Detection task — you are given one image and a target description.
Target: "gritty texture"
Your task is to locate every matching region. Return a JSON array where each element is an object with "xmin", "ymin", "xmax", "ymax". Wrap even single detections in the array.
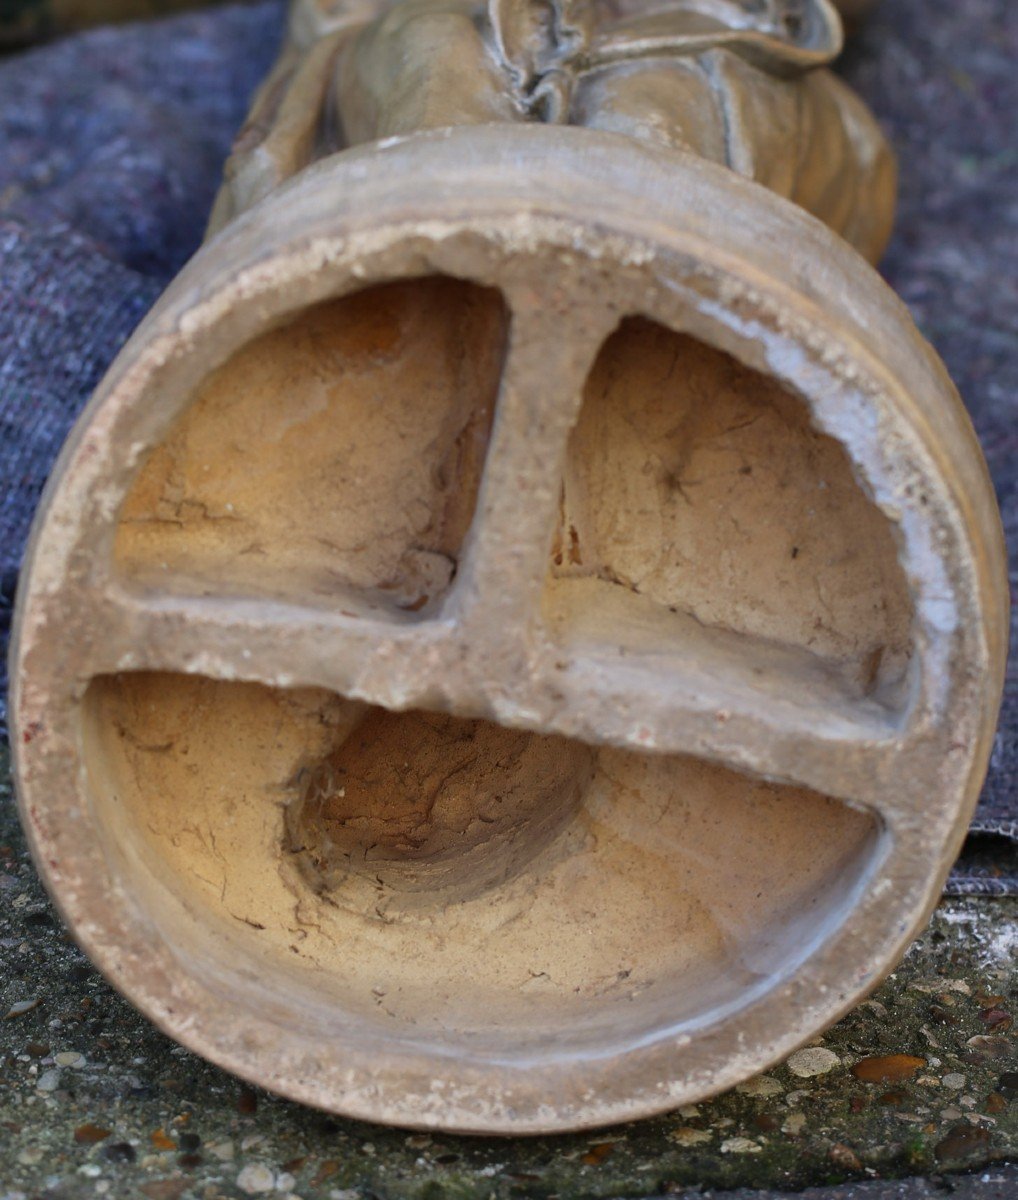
[{"xmin": 0, "ymin": 746, "xmax": 1015, "ymax": 1197}]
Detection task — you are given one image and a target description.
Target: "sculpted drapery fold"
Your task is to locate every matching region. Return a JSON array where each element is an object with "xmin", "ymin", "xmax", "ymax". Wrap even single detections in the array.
[{"xmin": 210, "ymin": 0, "xmax": 894, "ymax": 262}]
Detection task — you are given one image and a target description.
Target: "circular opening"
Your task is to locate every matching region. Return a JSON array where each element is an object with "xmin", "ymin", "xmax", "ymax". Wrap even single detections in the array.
[{"xmin": 81, "ymin": 274, "xmax": 906, "ymax": 1065}]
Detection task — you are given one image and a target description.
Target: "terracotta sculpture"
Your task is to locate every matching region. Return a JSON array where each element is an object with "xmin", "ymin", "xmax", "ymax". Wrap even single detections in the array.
[{"xmin": 10, "ymin": 0, "xmax": 1008, "ymax": 1133}]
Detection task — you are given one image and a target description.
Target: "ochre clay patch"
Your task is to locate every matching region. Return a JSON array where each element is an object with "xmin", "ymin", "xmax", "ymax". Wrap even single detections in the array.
[
  {"xmin": 84, "ymin": 671, "xmax": 878, "ymax": 1054},
  {"xmin": 547, "ymin": 318, "xmax": 914, "ymax": 701},
  {"xmin": 114, "ymin": 277, "xmax": 508, "ymax": 613},
  {"xmin": 289, "ymin": 708, "xmax": 595, "ymax": 898}
]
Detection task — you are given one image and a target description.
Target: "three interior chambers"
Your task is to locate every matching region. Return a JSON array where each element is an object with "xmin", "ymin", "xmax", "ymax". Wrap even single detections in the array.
[{"xmin": 87, "ymin": 276, "xmax": 910, "ymax": 1057}]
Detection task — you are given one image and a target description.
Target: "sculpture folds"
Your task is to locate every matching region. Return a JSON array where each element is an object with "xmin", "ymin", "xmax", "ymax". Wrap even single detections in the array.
[{"xmin": 10, "ymin": 0, "xmax": 1009, "ymax": 1133}]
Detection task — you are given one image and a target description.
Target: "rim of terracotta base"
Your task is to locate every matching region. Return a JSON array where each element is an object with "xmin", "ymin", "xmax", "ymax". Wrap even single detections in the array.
[{"xmin": 10, "ymin": 126, "xmax": 1007, "ymax": 1134}]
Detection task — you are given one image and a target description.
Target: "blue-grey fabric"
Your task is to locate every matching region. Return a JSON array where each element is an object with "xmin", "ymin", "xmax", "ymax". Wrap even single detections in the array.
[
  {"xmin": 0, "ymin": 0, "xmax": 1014, "ymax": 890},
  {"xmin": 0, "ymin": 0, "xmax": 285, "ymax": 707}
]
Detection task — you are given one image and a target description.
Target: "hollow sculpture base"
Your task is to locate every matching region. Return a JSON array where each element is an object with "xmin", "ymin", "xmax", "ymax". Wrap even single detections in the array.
[{"xmin": 11, "ymin": 128, "xmax": 1007, "ymax": 1132}]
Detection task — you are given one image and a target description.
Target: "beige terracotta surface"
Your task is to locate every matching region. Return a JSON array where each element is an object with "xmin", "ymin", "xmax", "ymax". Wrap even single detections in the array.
[
  {"xmin": 115, "ymin": 278, "xmax": 508, "ymax": 611},
  {"xmin": 9, "ymin": 0, "xmax": 1010, "ymax": 1133}
]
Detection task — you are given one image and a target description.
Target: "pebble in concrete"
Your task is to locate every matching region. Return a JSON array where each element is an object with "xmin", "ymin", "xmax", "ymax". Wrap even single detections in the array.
[
  {"xmin": 736, "ymin": 1075, "xmax": 785, "ymax": 1097},
  {"xmin": 721, "ymin": 1137, "xmax": 763, "ymax": 1154},
  {"xmin": 786, "ymin": 1047, "xmax": 840, "ymax": 1078},
  {"xmin": 237, "ymin": 1163, "xmax": 276, "ymax": 1193}
]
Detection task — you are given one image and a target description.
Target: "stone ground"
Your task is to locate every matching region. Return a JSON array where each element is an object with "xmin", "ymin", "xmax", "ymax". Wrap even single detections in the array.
[{"xmin": 0, "ymin": 740, "xmax": 1015, "ymax": 1197}]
